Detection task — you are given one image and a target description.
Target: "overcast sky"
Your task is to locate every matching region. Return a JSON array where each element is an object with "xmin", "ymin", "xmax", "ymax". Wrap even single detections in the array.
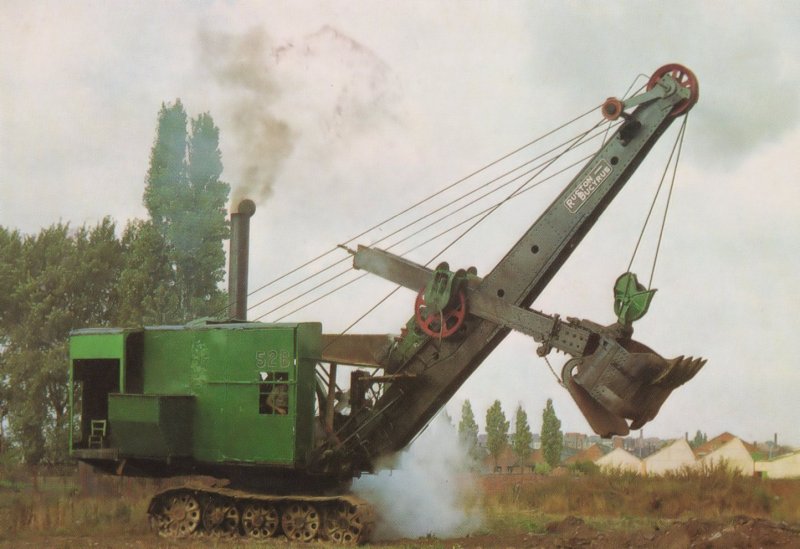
[{"xmin": 2, "ymin": 1, "xmax": 799, "ymax": 446}]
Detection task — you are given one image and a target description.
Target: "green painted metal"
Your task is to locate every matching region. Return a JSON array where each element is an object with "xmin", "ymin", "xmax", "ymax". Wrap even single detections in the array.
[
  {"xmin": 108, "ymin": 394, "xmax": 194, "ymax": 457},
  {"xmin": 68, "ymin": 322, "xmax": 321, "ymax": 468},
  {"xmin": 70, "ymin": 330, "xmax": 130, "ymax": 454},
  {"xmin": 613, "ymin": 272, "xmax": 657, "ymax": 325},
  {"xmin": 423, "ymin": 263, "xmax": 465, "ymax": 312},
  {"xmin": 70, "ymin": 329, "xmax": 127, "ymax": 360}
]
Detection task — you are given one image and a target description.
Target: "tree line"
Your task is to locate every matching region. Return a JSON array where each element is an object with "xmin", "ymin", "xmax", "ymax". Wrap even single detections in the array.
[
  {"xmin": 0, "ymin": 100, "xmax": 230, "ymax": 465},
  {"xmin": 457, "ymin": 398, "xmax": 563, "ymax": 472}
]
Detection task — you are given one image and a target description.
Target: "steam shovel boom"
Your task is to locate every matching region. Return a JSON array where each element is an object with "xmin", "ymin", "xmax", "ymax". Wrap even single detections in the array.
[{"xmin": 315, "ymin": 63, "xmax": 704, "ymax": 472}]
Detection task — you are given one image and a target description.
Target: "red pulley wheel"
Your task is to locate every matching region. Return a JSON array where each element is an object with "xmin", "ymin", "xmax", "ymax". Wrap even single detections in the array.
[
  {"xmin": 646, "ymin": 63, "xmax": 699, "ymax": 117},
  {"xmin": 414, "ymin": 289, "xmax": 467, "ymax": 339}
]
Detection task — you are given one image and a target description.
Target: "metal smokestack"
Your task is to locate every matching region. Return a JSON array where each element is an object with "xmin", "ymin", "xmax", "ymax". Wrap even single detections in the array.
[{"xmin": 228, "ymin": 199, "xmax": 256, "ymax": 320}]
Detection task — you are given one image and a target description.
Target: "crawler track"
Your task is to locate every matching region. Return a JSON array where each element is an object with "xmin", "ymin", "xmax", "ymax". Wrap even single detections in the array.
[{"xmin": 147, "ymin": 483, "xmax": 374, "ymax": 544}]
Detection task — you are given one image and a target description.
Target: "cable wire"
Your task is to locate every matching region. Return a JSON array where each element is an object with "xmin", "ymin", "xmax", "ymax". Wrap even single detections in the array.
[
  {"xmin": 257, "ymin": 141, "xmax": 599, "ymax": 322},
  {"xmin": 232, "ymin": 103, "xmax": 602, "ymax": 315},
  {"xmin": 648, "ymin": 115, "xmax": 688, "ymax": 288},
  {"xmin": 252, "ymin": 121, "xmax": 612, "ymax": 320},
  {"xmin": 626, "ymin": 115, "xmax": 689, "ymax": 280}
]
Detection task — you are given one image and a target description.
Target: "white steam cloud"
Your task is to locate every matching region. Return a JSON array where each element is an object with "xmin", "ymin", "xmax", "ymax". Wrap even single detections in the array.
[{"xmin": 352, "ymin": 412, "xmax": 483, "ymax": 540}]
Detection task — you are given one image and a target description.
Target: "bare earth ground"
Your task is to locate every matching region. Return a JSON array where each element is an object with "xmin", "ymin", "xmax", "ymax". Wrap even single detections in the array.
[
  {"xmin": 438, "ymin": 515, "xmax": 800, "ymax": 548},
  {"xmin": 5, "ymin": 516, "xmax": 799, "ymax": 548}
]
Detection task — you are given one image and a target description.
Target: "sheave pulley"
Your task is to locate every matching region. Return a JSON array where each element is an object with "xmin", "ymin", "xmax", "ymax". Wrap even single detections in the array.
[
  {"xmin": 404, "ymin": 63, "xmax": 705, "ymax": 437},
  {"xmin": 414, "ymin": 262, "xmax": 470, "ymax": 338}
]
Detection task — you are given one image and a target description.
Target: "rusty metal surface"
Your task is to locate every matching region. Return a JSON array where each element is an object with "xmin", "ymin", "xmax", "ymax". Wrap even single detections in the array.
[
  {"xmin": 148, "ymin": 483, "xmax": 375, "ymax": 542},
  {"xmin": 353, "ymin": 246, "xmax": 593, "ymax": 357},
  {"xmin": 320, "ymin": 333, "xmax": 395, "ymax": 367},
  {"xmin": 149, "ymin": 481, "xmax": 370, "ymax": 508},
  {"xmin": 565, "ymin": 338, "xmax": 706, "ymax": 436},
  {"xmin": 228, "ymin": 199, "xmax": 256, "ymax": 320},
  {"xmin": 353, "ymin": 244, "xmax": 432, "ymax": 290}
]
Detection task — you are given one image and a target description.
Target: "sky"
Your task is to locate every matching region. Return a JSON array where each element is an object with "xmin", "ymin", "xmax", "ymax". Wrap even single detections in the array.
[{"xmin": 2, "ymin": 1, "xmax": 799, "ymax": 447}]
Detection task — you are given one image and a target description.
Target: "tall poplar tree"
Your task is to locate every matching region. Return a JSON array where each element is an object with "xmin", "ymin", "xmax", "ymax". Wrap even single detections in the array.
[
  {"xmin": 458, "ymin": 399, "xmax": 481, "ymax": 463},
  {"xmin": 143, "ymin": 101, "xmax": 230, "ymax": 320},
  {"xmin": 512, "ymin": 405, "xmax": 533, "ymax": 473},
  {"xmin": 541, "ymin": 398, "xmax": 563, "ymax": 468},
  {"xmin": 486, "ymin": 400, "xmax": 509, "ymax": 471},
  {"xmin": 185, "ymin": 113, "xmax": 230, "ymax": 314},
  {"xmin": 144, "ymin": 100, "xmax": 189, "ymax": 232}
]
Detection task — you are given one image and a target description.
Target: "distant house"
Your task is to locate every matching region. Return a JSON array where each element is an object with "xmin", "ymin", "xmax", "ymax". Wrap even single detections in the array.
[
  {"xmin": 755, "ymin": 450, "xmax": 800, "ymax": 479},
  {"xmin": 643, "ymin": 439, "xmax": 696, "ymax": 475},
  {"xmin": 565, "ymin": 443, "xmax": 607, "ymax": 465},
  {"xmin": 694, "ymin": 432, "xmax": 757, "ymax": 458},
  {"xmin": 700, "ymin": 437, "xmax": 755, "ymax": 475},
  {"xmin": 482, "ymin": 446, "xmax": 544, "ymax": 474},
  {"xmin": 595, "ymin": 447, "xmax": 643, "ymax": 474},
  {"xmin": 564, "ymin": 432, "xmax": 589, "ymax": 450}
]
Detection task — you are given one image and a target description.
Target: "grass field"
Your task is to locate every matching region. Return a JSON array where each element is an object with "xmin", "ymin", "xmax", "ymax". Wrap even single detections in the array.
[
  {"xmin": 482, "ymin": 462, "xmax": 800, "ymax": 524},
  {"xmin": 0, "ymin": 463, "xmax": 798, "ymax": 547}
]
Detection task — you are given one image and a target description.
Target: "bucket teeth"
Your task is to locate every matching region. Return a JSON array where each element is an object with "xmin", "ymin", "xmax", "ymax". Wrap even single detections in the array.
[
  {"xmin": 562, "ymin": 335, "xmax": 707, "ymax": 437},
  {"xmin": 654, "ymin": 355, "xmax": 707, "ymax": 387}
]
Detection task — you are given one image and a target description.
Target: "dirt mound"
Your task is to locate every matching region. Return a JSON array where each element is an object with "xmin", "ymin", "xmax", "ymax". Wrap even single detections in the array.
[
  {"xmin": 417, "ymin": 515, "xmax": 800, "ymax": 548},
  {"xmin": 644, "ymin": 516, "xmax": 800, "ymax": 549}
]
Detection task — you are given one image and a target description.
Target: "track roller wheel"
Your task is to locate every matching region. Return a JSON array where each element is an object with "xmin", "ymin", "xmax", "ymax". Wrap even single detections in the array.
[
  {"xmin": 241, "ymin": 502, "xmax": 280, "ymax": 538},
  {"xmin": 414, "ymin": 288, "xmax": 467, "ymax": 338},
  {"xmin": 282, "ymin": 502, "xmax": 321, "ymax": 542},
  {"xmin": 324, "ymin": 501, "xmax": 367, "ymax": 544},
  {"xmin": 647, "ymin": 63, "xmax": 699, "ymax": 116},
  {"xmin": 153, "ymin": 492, "xmax": 201, "ymax": 538},
  {"xmin": 201, "ymin": 496, "xmax": 239, "ymax": 537}
]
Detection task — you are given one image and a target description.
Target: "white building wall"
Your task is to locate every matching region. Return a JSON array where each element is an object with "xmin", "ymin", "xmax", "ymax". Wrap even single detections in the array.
[
  {"xmin": 700, "ymin": 438, "xmax": 754, "ymax": 475},
  {"xmin": 643, "ymin": 439, "xmax": 696, "ymax": 475},
  {"xmin": 755, "ymin": 451, "xmax": 800, "ymax": 479},
  {"xmin": 595, "ymin": 447, "xmax": 643, "ymax": 475}
]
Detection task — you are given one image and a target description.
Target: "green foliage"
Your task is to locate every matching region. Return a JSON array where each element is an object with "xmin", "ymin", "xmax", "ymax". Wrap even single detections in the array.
[
  {"xmin": 568, "ymin": 460, "xmax": 600, "ymax": 476},
  {"xmin": 0, "ymin": 220, "xmax": 123, "ymax": 464},
  {"xmin": 143, "ymin": 101, "xmax": 230, "ymax": 321},
  {"xmin": 541, "ymin": 398, "xmax": 563, "ymax": 468},
  {"xmin": 486, "ymin": 400, "xmax": 509, "ymax": 470},
  {"xmin": 534, "ymin": 462, "xmax": 552, "ymax": 475},
  {"xmin": 458, "ymin": 399, "xmax": 482, "ymax": 464},
  {"xmin": 144, "ymin": 100, "xmax": 189, "ymax": 231},
  {"xmin": 511, "ymin": 405, "xmax": 533, "ymax": 472},
  {"xmin": 114, "ymin": 220, "xmax": 180, "ymax": 326},
  {"xmin": 690, "ymin": 430, "xmax": 708, "ymax": 448}
]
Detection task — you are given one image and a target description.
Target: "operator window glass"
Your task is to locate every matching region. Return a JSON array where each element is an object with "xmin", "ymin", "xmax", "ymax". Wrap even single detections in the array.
[{"xmin": 259, "ymin": 372, "xmax": 290, "ymax": 415}]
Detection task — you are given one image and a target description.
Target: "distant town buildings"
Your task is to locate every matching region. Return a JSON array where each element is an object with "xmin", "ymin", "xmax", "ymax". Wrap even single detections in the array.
[{"xmin": 478, "ymin": 430, "xmax": 800, "ymax": 478}]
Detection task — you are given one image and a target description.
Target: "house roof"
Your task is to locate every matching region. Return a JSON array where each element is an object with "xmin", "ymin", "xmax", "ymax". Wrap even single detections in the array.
[
  {"xmin": 763, "ymin": 449, "xmax": 800, "ymax": 463},
  {"xmin": 694, "ymin": 432, "xmax": 757, "ymax": 456},
  {"xmin": 565, "ymin": 443, "xmax": 607, "ymax": 464},
  {"xmin": 644, "ymin": 438, "xmax": 695, "ymax": 462},
  {"xmin": 482, "ymin": 446, "xmax": 545, "ymax": 469},
  {"xmin": 595, "ymin": 447, "xmax": 643, "ymax": 468}
]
